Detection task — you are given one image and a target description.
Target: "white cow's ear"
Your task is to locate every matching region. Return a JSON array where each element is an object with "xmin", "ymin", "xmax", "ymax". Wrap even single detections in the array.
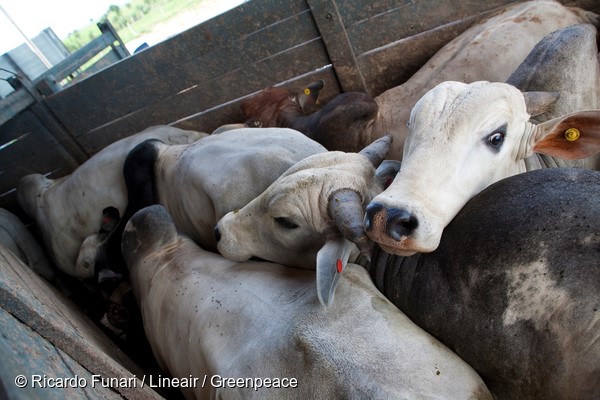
[
  {"xmin": 522, "ymin": 91, "xmax": 560, "ymax": 117},
  {"xmin": 375, "ymin": 160, "xmax": 401, "ymax": 188},
  {"xmin": 315, "ymin": 237, "xmax": 354, "ymax": 307},
  {"xmin": 532, "ymin": 110, "xmax": 600, "ymax": 160}
]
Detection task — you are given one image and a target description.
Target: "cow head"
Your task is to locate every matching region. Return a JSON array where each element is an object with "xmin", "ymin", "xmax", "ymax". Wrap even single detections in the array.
[
  {"xmin": 364, "ymin": 81, "xmax": 600, "ymax": 256},
  {"xmin": 215, "ymin": 136, "xmax": 396, "ymax": 306},
  {"xmin": 75, "ymin": 206, "xmax": 124, "ymax": 281},
  {"xmin": 242, "ymin": 80, "xmax": 324, "ymax": 127},
  {"xmin": 300, "ymin": 91, "xmax": 379, "ymax": 152}
]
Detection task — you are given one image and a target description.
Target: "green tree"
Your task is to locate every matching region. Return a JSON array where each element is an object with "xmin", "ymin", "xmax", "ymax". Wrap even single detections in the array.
[{"xmin": 108, "ymin": 4, "xmax": 121, "ymax": 15}]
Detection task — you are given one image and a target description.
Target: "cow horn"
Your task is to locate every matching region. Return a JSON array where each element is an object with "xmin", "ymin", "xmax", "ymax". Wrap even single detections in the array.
[
  {"xmin": 328, "ymin": 189, "xmax": 373, "ymax": 261},
  {"xmin": 358, "ymin": 135, "xmax": 393, "ymax": 167}
]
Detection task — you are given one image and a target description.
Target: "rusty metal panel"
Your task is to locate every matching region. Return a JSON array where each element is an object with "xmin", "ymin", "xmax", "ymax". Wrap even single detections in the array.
[
  {"xmin": 43, "ymin": 0, "xmax": 315, "ymax": 140},
  {"xmin": 174, "ymin": 66, "xmax": 340, "ymax": 133},
  {"xmin": 0, "ymin": 109, "xmax": 80, "ymax": 217},
  {"xmin": 358, "ymin": 13, "xmax": 487, "ymax": 95},
  {"xmin": 76, "ymin": 39, "xmax": 333, "ymax": 154},
  {"xmin": 345, "ymin": 0, "xmax": 519, "ymax": 55},
  {"xmin": 308, "ymin": 0, "xmax": 368, "ymax": 92}
]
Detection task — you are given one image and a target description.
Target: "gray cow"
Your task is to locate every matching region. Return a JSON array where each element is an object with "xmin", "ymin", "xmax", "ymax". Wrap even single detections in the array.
[
  {"xmin": 368, "ymin": 167, "xmax": 600, "ymax": 399},
  {"xmin": 122, "ymin": 204, "xmax": 492, "ymax": 400}
]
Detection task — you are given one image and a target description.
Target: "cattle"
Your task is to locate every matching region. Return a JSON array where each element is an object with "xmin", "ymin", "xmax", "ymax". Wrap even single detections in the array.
[
  {"xmin": 0, "ymin": 208, "xmax": 54, "ymax": 281},
  {"xmin": 242, "ymin": 80, "xmax": 324, "ymax": 127},
  {"xmin": 364, "ymin": 23, "xmax": 600, "ymax": 256},
  {"xmin": 368, "ymin": 167, "xmax": 600, "ymax": 399},
  {"xmin": 242, "ymin": 81, "xmax": 379, "ymax": 152},
  {"xmin": 16, "ymin": 125, "xmax": 206, "ymax": 279},
  {"xmin": 89, "ymin": 130, "xmax": 393, "ymax": 306},
  {"xmin": 364, "ymin": 83, "xmax": 600, "ymax": 255},
  {"xmin": 212, "ymin": 152, "xmax": 600, "ymax": 398},
  {"xmin": 366, "ymin": 18, "xmax": 600, "ymax": 255},
  {"xmin": 214, "ymin": 136, "xmax": 395, "ymax": 305},
  {"xmin": 240, "ymin": 2, "xmax": 597, "ymax": 159},
  {"xmin": 74, "ymin": 127, "xmax": 329, "ymax": 287},
  {"xmin": 218, "ymin": 31, "xmax": 600, "ymax": 291},
  {"xmin": 506, "ymin": 23, "xmax": 600, "ymax": 126},
  {"xmin": 122, "ymin": 204, "xmax": 492, "ymax": 400},
  {"xmin": 368, "ymin": 0, "xmax": 599, "ymax": 161},
  {"xmin": 242, "ymin": 0, "xmax": 590, "ymax": 160},
  {"xmin": 115, "ymin": 128, "xmax": 327, "ymax": 254}
]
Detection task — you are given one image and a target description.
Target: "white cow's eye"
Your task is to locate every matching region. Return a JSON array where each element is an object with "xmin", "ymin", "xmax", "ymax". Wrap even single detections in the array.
[
  {"xmin": 275, "ymin": 217, "xmax": 299, "ymax": 230},
  {"xmin": 486, "ymin": 132, "xmax": 505, "ymax": 147}
]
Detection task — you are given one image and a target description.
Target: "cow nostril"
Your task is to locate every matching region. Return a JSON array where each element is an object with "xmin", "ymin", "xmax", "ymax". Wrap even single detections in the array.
[
  {"xmin": 213, "ymin": 225, "xmax": 221, "ymax": 242},
  {"xmin": 387, "ymin": 208, "xmax": 418, "ymax": 241},
  {"xmin": 364, "ymin": 202, "xmax": 384, "ymax": 232}
]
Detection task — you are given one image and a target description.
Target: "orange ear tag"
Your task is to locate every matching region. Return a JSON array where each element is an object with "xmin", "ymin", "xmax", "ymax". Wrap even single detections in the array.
[
  {"xmin": 336, "ymin": 259, "xmax": 343, "ymax": 273},
  {"xmin": 564, "ymin": 128, "xmax": 580, "ymax": 142}
]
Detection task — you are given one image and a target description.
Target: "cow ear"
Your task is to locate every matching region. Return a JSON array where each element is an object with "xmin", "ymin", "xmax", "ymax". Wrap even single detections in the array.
[
  {"xmin": 315, "ymin": 236, "xmax": 354, "ymax": 307},
  {"xmin": 522, "ymin": 91, "xmax": 560, "ymax": 117},
  {"xmin": 375, "ymin": 160, "xmax": 401, "ymax": 189},
  {"xmin": 532, "ymin": 110, "xmax": 600, "ymax": 160},
  {"xmin": 101, "ymin": 207, "xmax": 120, "ymax": 233},
  {"xmin": 298, "ymin": 80, "xmax": 324, "ymax": 112}
]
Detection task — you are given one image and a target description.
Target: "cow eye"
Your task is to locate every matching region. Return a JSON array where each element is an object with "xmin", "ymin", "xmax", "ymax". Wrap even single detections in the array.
[
  {"xmin": 486, "ymin": 131, "xmax": 505, "ymax": 149},
  {"xmin": 275, "ymin": 217, "xmax": 299, "ymax": 230}
]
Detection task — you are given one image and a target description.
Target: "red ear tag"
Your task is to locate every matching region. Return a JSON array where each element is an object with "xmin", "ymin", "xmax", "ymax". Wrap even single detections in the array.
[{"xmin": 336, "ymin": 259, "xmax": 343, "ymax": 273}]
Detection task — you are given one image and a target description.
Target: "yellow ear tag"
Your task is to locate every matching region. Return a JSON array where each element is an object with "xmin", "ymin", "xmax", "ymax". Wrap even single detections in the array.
[
  {"xmin": 564, "ymin": 128, "xmax": 580, "ymax": 142},
  {"xmin": 304, "ymin": 88, "xmax": 311, "ymax": 96}
]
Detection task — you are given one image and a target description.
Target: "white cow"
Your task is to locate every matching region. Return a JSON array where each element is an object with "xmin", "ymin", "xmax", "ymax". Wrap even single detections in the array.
[
  {"xmin": 215, "ymin": 136, "xmax": 395, "ymax": 305},
  {"xmin": 368, "ymin": 0, "xmax": 598, "ymax": 160},
  {"xmin": 122, "ymin": 204, "xmax": 492, "ymax": 400},
  {"xmin": 364, "ymin": 12, "xmax": 600, "ymax": 257},
  {"xmin": 364, "ymin": 82, "xmax": 600, "ymax": 255},
  {"xmin": 86, "ymin": 127, "xmax": 330, "ymax": 261},
  {"xmin": 75, "ymin": 128, "xmax": 329, "ymax": 282},
  {"xmin": 17, "ymin": 125, "xmax": 206, "ymax": 278}
]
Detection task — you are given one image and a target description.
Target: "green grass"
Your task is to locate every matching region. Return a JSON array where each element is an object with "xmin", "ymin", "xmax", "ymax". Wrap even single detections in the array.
[
  {"xmin": 63, "ymin": 0, "xmax": 206, "ymax": 52},
  {"xmin": 114, "ymin": 0, "xmax": 202, "ymax": 43}
]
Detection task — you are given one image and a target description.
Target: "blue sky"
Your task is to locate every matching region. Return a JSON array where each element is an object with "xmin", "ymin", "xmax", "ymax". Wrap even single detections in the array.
[{"xmin": 0, "ymin": 0, "xmax": 128, "ymax": 54}]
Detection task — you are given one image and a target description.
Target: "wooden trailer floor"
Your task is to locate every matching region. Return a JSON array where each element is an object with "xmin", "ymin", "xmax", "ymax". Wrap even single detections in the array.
[{"xmin": 0, "ymin": 247, "xmax": 164, "ymax": 400}]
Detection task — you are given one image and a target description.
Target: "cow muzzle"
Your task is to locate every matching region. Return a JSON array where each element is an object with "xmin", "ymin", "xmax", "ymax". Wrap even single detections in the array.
[
  {"xmin": 214, "ymin": 212, "xmax": 254, "ymax": 262},
  {"xmin": 364, "ymin": 201, "xmax": 438, "ymax": 256},
  {"xmin": 364, "ymin": 202, "xmax": 418, "ymax": 239}
]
